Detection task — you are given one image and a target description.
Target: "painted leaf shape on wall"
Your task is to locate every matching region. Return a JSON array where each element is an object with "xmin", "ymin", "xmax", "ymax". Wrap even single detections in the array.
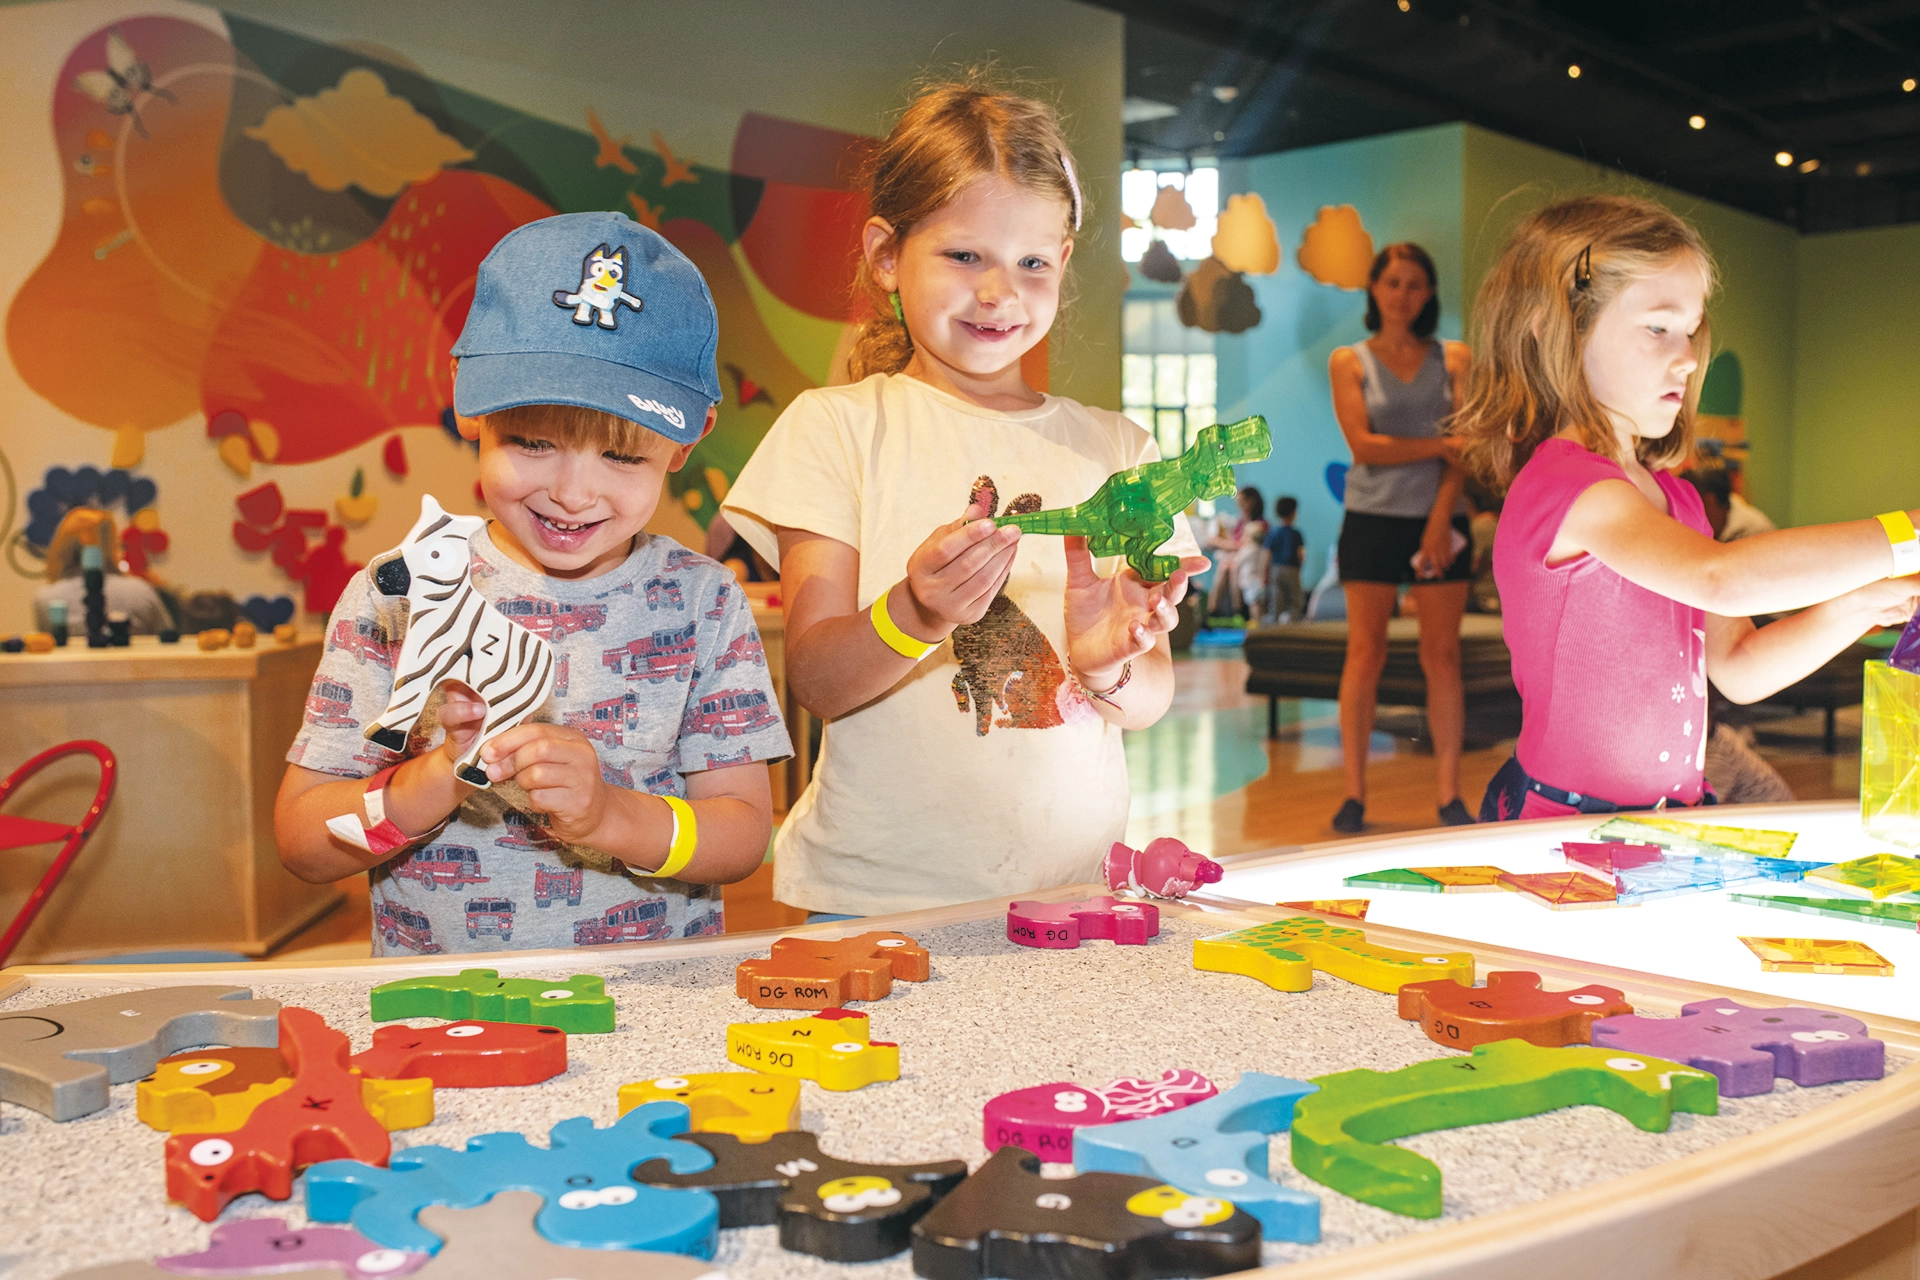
[
  {"xmin": 1149, "ymin": 184, "xmax": 1197, "ymax": 231},
  {"xmin": 1213, "ymin": 192, "xmax": 1280, "ymax": 275},
  {"xmin": 1138, "ymin": 239, "xmax": 1184, "ymax": 283},
  {"xmin": 1298, "ymin": 205, "xmax": 1374, "ymax": 290},
  {"xmin": 1176, "ymin": 257, "xmax": 1261, "ymax": 334}
]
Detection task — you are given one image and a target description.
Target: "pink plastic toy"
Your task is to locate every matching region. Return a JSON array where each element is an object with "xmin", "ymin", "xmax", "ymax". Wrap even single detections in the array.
[
  {"xmin": 1006, "ymin": 896, "xmax": 1159, "ymax": 949},
  {"xmin": 983, "ymin": 1070, "xmax": 1218, "ymax": 1159},
  {"xmin": 1105, "ymin": 838, "xmax": 1224, "ymax": 900}
]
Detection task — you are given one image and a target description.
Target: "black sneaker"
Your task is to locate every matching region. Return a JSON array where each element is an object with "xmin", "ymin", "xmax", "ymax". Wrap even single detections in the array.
[
  {"xmin": 1438, "ymin": 798, "xmax": 1475, "ymax": 827},
  {"xmin": 1332, "ymin": 798, "xmax": 1365, "ymax": 835}
]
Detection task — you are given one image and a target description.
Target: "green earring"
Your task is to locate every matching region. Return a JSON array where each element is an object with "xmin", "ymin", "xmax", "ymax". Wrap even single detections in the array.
[{"xmin": 889, "ymin": 292, "xmax": 905, "ymax": 324}]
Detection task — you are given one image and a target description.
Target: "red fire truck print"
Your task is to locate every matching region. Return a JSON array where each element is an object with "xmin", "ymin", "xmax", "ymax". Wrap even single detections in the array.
[
  {"xmin": 705, "ymin": 582, "xmax": 731, "ymax": 620},
  {"xmin": 663, "ymin": 547, "xmax": 707, "ymax": 571},
  {"xmin": 352, "ymin": 741, "xmax": 397, "ymax": 770},
  {"xmin": 329, "ymin": 617, "xmax": 396, "ymax": 667},
  {"xmin": 390, "ymin": 844, "xmax": 489, "ymax": 891},
  {"xmin": 534, "ymin": 862, "xmax": 584, "ymax": 907},
  {"xmin": 597, "ymin": 580, "xmax": 636, "ymax": 599},
  {"xmin": 305, "ymin": 680, "xmax": 357, "ymax": 727},
  {"xmin": 574, "ymin": 896, "xmax": 671, "ymax": 944},
  {"xmin": 465, "ymin": 897, "xmax": 515, "ymax": 942},
  {"xmin": 376, "ymin": 902, "xmax": 443, "ymax": 953},
  {"xmin": 704, "ymin": 747, "xmax": 755, "ymax": 768},
  {"xmin": 566, "ymin": 692, "xmax": 640, "ymax": 745},
  {"xmin": 712, "ymin": 633, "xmax": 765, "ymax": 672},
  {"xmin": 553, "ymin": 653, "xmax": 570, "ymax": 698},
  {"xmin": 496, "ymin": 810, "xmax": 562, "ymax": 852},
  {"xmin": 642, "ymin": 766, "xmax": 677, "ymax": 793},
  {"xmin": 682, "ymin": 908, "xmax": 723, "ymax": 937},
  {"xmin": 600, "ymin": 760, "xmax": 634, "ymax": 788},
  {"xmin": 683, "ymin": 688, "xmax": 779, "ymax": 738},
  {"xmin": 601, "ymin": 621, "xmax": 698, "ymax": 684},
  {"xmin": 493, "ymin": 597, "xmax": 608, "ymax": 640},
  {"xmin": 644, "ymin": 577, "xmax": 684, "ymax": 610}
]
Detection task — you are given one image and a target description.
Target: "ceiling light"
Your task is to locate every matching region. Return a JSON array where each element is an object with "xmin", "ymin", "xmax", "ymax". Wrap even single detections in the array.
[
  {"xmin": 1775, "ymin": 151, "xmax": 1794, "ymax": 167},
  {"xmin": 1396, "ymin": 0, "xmax": 1409, "ymax": 11},
  {"xmin": 1567, "ymin": 64, "xmax": 1581, "ymax": 79},
  {"xmin": 1212, "ymin": 85, "xmax": 1239, "ymax": 103},
  {"xmin": 1856, "ymin": 161, "xmax": 1873, "ymax": 176},
  {"xmin": 1214, "ymin": 131, "xmax": 1226, "ymax": 142},
  {"xmin": 1688, "ymin": 114, "xmax": 1706, "ymax": 130},
  {"xmin": 1798, "ymin": 158, "xmax": 1821, "ymax": 173},
  {"xmin": 1905, "ymin": 77, "xmax": 1917, "ymax": 92}
]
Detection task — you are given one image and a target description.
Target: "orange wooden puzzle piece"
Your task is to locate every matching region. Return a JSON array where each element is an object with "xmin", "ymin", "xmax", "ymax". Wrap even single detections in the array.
[
  {"xmin": 735, "ymin": 931, "xmax": 929, "ymax": 1009},
  {"xmin": 1397, "ymin": 971, "xmax": 1635, "ymax": 1049}
]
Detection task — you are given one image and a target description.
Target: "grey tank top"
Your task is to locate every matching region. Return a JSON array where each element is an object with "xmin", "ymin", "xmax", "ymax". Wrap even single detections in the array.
[{"xmin": 1343, "ymin": 340, "xmax": 1458, "ymax": 518}]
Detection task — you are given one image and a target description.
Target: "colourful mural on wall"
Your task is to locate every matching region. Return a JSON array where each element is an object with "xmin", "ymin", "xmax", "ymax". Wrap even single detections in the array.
[{"xmin": 4, "ymin": 8, "xmax": 877, "ymax": 608}]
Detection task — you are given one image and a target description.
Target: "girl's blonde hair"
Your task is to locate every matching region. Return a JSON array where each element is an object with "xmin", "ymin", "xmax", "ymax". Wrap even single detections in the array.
[
  {"xmin": 45, "ymin": 507, "xmax": 121, "ymax": 582},
  {"xmin": 1454, "ymin": 194, "xmax": 1715, "ymax": 489},
  {"xmin": 848, "ymin": 77, "xmax": 1081, "ymax": 382}
]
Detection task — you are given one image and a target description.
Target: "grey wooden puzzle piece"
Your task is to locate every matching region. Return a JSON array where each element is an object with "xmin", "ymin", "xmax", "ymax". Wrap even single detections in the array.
[
  {"xmin": 0, "ymin": 986, "xmax": 280, "ymax": 1121},
  {"xmin": 413, "ymin": 1191, "xmax": 728, "ymax": 1279}
]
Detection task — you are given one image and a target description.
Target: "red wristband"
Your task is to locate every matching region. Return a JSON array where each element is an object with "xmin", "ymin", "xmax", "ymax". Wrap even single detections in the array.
[{"xmin": 326, "ymin": 764, "xmax": 444, "ymax": 856}]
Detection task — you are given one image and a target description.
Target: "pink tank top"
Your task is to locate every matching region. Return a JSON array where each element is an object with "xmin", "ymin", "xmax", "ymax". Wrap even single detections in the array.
[{"xmin": 1495, "ymin": 439, "xmax": 1713, "ymax": 815}]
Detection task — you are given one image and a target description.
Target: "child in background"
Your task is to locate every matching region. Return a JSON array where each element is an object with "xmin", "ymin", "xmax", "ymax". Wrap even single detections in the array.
[
  {"xmin": 276, "ymin": 212, "xmax": 788, "ymax": 954},
  {"xmin": 1263, "ymin": 496, "xmax": 1305, "ymax": 623},
  {"xmin": 1206, "ymin": 486, "xmax": 1267, "ymax": 620},
  {"xmin": 723, "ymin": 81, "xmax": 1207, "ymax": 917},
  {"xmin": 1456, "ymin": 195, "xmax": 1920, "ymax": 820}
]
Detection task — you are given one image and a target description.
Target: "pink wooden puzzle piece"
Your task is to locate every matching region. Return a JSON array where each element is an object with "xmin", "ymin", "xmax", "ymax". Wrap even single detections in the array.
[
  {"xmin": 1104, "ymin": 838, "xmax": 1223, "ymax": 900},
  {"xmin": 1591, "ymin": 998, "xmax": 1885, "ymax": 1096},
  {"xmin": 984, "ymin": 1069, "xmax": 1217, "ymax": 1159},
  {"xmin": 153, "ymin": 1216, "xmax": 428, "ymax": 1277},
  {"xmin": 1006, "ymin": 896, "xmax": 1159, "ymax": 949}
]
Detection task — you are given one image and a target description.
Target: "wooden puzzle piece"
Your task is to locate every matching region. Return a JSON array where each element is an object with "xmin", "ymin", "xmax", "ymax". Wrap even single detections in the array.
[
  {"xmin": 1192, "ymin": 916, "xmax": 1473, "ymax": 994},
  {"xmin": 634, "ymin": 1129, "xmax": 968, "ymax": 1262},
  {"xmin": 734, "ymin": 930, "xmax": 929, "ymax": 1008},
  {"xmin": 1291, "ymin": 1039, "xmax": 1719, "ymax": 1218},
  {"xmin": 725, "ymin": 1008, "xmax": 899, "ymax": 1091},
  {"xmin": 1006, "ymin": 896, "xmax": 1159, "ymax": 949},
  {"xmin": 153, "ymin": 1216, "xmax": 427, "ymax": 1277},
  {"xmin": 910, "ymin": 1145, "xmax": 1261, "ymax": 1280},
  {"xmin": 348, "ymin": 1020, "xmax": 568, "ymax": 1086},
  {"xmin": 410, "ymin": 1191, "xmax": 723, "ymax": 1280},
  {"xmin": 1072, "ymin": 1071, "xmax": 1321, "ymax": 1241},
  {"xmin": 1592, "ymin": 999, "xmax": 1885, "ymax": 1096},
  {"xmin": 1592, "ymin": 815, "xmax": 1800, "ymax": 860},
  {"xmin": 1104, "ymin": 837, "xmax": 1223, "ymax": 899},
  {"xmin": 616, "ymin": 1071, "xmax": 800, "ymax": 1141},
  {"xmin": 58, "ymin": 1267, "xmax": 337, "ymax": 1280},
  {"xmin": 139, "ymin": 1046, "xmax": 433, "ymax": 1135},
  {"xmin": 984, "ymin": 1069, "xmax": 1216, "ymax": 1160},
  {"xmin": 1729, "ymin": 893, "xmax": 1920, "ymax": 928},
  {"xmin": 1495, "ymin": 870, "xmax": 1620, "ymax": 909},
  {"xmin": 369, "ymin": 970, "xmax": 615, "ymax": 1033},
  {"xmin": 0, "ymin": 985, "xmax": 280, "ymax": 1122},
  {"xmin": 166, "ymin": 1007, "xmax": 395, "ymax": 1222},
  {"xmin": 1740, "ymin": 936, "xmax": 1895, "ymax": 975},
  {"xmin": 1397, "ymin": 972, "xmax": 1634, "ymax": 1050},
  {"xmin": 1806, "ymin": 853, "xmax": 1920, "ymax": 900},
  {"xmin": 1276, "ymin": 899, "xmax": 1368, "ymax": 920},
  {"xmin": 305, "ymin": 1102, "xmax": 719, "ymax": 1256}
]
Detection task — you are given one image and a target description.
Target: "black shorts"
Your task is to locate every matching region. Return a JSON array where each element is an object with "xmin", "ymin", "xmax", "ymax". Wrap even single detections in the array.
[{"xmin": 1337, "ymin": 511, "xmax": 1472, "ymax": 585}]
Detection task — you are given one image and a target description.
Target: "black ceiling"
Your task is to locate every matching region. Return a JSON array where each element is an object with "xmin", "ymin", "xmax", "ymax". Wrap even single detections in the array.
[{"xmin": 1101, "ymin": 0, "xmax": 1920, "ymax": 233}]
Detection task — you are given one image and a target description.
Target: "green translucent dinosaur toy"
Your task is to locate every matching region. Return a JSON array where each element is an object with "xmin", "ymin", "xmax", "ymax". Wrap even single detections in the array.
[{"xmin": 993, "ymin": 414, "xmax": 1272, "ymax": 581}]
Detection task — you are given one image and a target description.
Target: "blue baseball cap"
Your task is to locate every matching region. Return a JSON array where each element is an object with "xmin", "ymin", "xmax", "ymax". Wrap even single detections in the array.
[{"xmin": 451, "ymin": 211, "xmax": 721, "ymax": 445}]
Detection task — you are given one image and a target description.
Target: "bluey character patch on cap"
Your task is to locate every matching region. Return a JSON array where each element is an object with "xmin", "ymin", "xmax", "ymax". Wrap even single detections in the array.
[{"xmin": 553, "ymin": 243, "xmax": 643, "ymax": 329}]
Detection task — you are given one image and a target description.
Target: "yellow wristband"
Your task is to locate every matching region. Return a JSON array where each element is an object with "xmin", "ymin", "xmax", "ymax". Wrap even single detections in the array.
[
  {"xmin": 870, "ymin": 585, "xmax": 940, "ymax": 660},
  {"xmin": 1877, "ymin": 511, "xmax": 1920, "ymax": 578},
  {"xmin": 656, "ymin": 795, "xmax": 697, "ymax": 879}
]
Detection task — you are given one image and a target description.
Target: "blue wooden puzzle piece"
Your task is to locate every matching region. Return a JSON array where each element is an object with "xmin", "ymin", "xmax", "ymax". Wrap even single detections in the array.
[
  {"xmin": 305, "ymin": 1102, "xmax": 718, "ymax": 1256},
  {"xmin": 1071, "ymin": 1071, "xmax": 1321, "ymax": 1242}
]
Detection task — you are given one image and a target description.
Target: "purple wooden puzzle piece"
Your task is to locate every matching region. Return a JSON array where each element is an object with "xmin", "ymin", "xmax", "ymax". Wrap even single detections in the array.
[
  {"xmin": 1591, "ymin": 999, "xmax": 1885, "ymax": 1097},
  {"xmin": 1006, "ymin": 896, "xmax": 1159, "ymax": 949},
  {"xmin": 154, "ymin": 1217, "xmax": 429, "ymax": 1278},
  {"xmin": 984, "ymin": 1069, "xmax": 1218, "ymax": 1158}
]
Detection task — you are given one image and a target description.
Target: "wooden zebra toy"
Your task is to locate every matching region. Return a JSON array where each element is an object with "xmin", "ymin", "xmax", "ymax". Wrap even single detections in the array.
[{"xmin": 360, "ymin": 495, "xmax": 557, "ymax": 787}]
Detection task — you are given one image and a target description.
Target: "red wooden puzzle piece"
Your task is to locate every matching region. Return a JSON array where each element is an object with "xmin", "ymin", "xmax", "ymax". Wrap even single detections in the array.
[
  {"xmin": 347, "ymin": 1020, "xmax": 568, "ymax": 1087},
  {"xmin": 734, "ymin": 931, "xmax": 930, "ymax": 1009},
  {"xmin": 1007, "ymin": 896, "xmax": 1160, "ymax": 949},
  {"xmin": 1397, "ymin": 970, "xmax": 1635, "ymax": 1050},
  {"xmin": 166, "ymin": 1006, "xmax": 390, "ymax": 1221}
]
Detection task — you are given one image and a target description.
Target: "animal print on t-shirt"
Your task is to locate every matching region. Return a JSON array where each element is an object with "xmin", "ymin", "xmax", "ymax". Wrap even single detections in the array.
[{"xmin": 951, "ymin": 477, "xmax": 1067, "ymax": 735}]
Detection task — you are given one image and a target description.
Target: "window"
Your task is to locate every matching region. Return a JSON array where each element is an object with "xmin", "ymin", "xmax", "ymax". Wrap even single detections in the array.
[
  {"xmin": 1119, "ymin": 165, "xmax": 1220, "ymax": 263},
  {"xmin": 1122, "ymin": 351, "xmax": 1215, "ymax": 460}
]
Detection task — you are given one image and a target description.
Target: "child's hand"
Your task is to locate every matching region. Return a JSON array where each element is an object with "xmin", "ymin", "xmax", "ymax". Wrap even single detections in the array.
[
  {"xmin": 902, "ymin": 495, "xmax": 1022, "ymax": 632},
  {"xmin": 1845, "ymin": 575, "xmax": 1920, "ymax": 629},
  {"xmin": 435, "ymin": 682, "xmax": 490, "ymax": 771},
  {"xmin": 478, "ymin": 723, "xmax": 608, "ymax": 846},
  {"xmin": 1062, "ymin": 537, "xmax": 1209, "ymax": 685}
]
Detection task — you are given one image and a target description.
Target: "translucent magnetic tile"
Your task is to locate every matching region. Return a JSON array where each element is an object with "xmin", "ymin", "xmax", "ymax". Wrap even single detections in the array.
[
  {"xmin": 1740, "ymin": 936, "xmax": 1895, "ymax": 976},
  {"xmin": 1277, "ymin": 899, "xmax": 1369, "ymax": 920},
  {"xmin": 1344, "ymin": 868, "xmax": 1443, "ymax": 892},
  {"xmin": 1592, "ymin": 815, "xmax": 1800, "ymax": 860},
  {"xmin": 1404, "ymin": 865, "xmax": 1509, "ymax": 892},
  {"xmin": 1862, "ymin": 660, "xmax": 1920, "ymax": 849},
  {"xmin": 1805, "ymin": 853, "xmax": 1920, "ymax": 900},
  {"xmin": 1729, "ymin": 893, "xmax": 1920, "ymax": 929},
  {"xmin": 1559, "ymin": 842, "xmax": 1664, "ymax": 874},
  {"xmin": 1495, "ymin": 871, "xmax": 1619, "ymax": 909}
]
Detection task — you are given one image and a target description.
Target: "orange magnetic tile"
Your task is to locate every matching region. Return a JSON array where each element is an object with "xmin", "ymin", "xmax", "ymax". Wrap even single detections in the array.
[
  {"xmin": 1495, "ymin": 871, "xmax": 1620, "ymax": 910},
  {"xmin": 1740, "ymin": 936, "xmax": 1895, "ymax": 976},
  {"xmin": 1405, "ymin": 866, "xmax": 1509, "ymax": 892},
  {"xmin": 1277, "ymin": 899, "xmax": 1370, "ymax": 921}
]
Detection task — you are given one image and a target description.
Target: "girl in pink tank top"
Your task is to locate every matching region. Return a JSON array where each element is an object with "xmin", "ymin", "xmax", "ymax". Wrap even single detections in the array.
[{"xmin": 1453, "ymin": 196, "xmax": 1920, "ymax": 821}]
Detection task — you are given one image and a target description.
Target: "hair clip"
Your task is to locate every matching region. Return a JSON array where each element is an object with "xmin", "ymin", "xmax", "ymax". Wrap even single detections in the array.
[
  {"xmin": 1572, "ymin": 243, "xmax": 1593, "ymax": 291},
  {"xmin": 1059, "ymin": 152, "xmax": 1083, "ymax": 231}
]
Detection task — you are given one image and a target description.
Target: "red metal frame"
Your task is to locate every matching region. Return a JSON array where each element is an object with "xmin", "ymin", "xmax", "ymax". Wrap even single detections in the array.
[{"xmin": 0, "ymin": 740, "xmax": 117, "ymax": 967}]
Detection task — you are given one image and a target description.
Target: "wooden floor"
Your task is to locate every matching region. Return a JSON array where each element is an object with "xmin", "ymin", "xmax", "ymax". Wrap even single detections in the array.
[{"xmin": 272, "ymin": 653, "xmax": 1863, "ymax": 954}]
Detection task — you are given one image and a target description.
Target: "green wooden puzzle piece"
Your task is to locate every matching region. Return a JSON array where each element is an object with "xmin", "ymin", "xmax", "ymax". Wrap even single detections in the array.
[
  {"xmin": 993, "ymin": 415, "xmax": 1272, "ymax": 581},
  {"xmin": 1291, "ymin": 1038, "xmax": 1718, "ymax": 1218},
  {"xmin": 370, "ymin": 969, "xmax": 615, "ymax": 1033},
  {"xmin": 1343, "ymin": 868, "xmax": 1444, "ymax": 892},
  {"xmin": 1730, "ymin": 893, "xmax": 1920, "ymax": 928}
]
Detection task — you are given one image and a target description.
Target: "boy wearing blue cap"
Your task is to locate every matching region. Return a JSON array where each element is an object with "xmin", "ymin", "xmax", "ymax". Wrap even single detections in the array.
[{"xmin": 276, "ymin": 212, "xmax": 789, "ymax": 955}]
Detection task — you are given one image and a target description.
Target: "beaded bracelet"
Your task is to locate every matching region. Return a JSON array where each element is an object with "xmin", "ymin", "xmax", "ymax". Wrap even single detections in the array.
[{"xmin": 1079, "ymin": 660, "xmax": 1133, "ymax": 711}]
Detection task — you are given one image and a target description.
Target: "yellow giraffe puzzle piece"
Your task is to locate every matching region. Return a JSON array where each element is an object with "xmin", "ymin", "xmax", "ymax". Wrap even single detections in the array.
[
  {"xmin": 1194, "ymin": 916, "xmax": 1474, "ymax": 994},
  {"xmin": 616, "ymin": 1071, "xmax": 801, "ymax": 1141},
  {"xmin": 725, "ymin": 1008, "xmax": 899, "ymax": 1091},
  {"xmin": 137, "ymin": 1048, "xmax": 433, "ymax": 1133}
]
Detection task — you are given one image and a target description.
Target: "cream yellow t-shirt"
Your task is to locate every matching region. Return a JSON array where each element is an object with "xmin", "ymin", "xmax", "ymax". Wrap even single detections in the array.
[{"xmin": 723, "ymin": 373, "xmax": 1200, "ymax": 915}]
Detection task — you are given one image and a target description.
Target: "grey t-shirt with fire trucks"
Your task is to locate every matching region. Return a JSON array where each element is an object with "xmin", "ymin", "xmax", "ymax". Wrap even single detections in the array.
[{"xmin": 288, "ymin": 525, "xmax": 791, "ymax": 957}]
